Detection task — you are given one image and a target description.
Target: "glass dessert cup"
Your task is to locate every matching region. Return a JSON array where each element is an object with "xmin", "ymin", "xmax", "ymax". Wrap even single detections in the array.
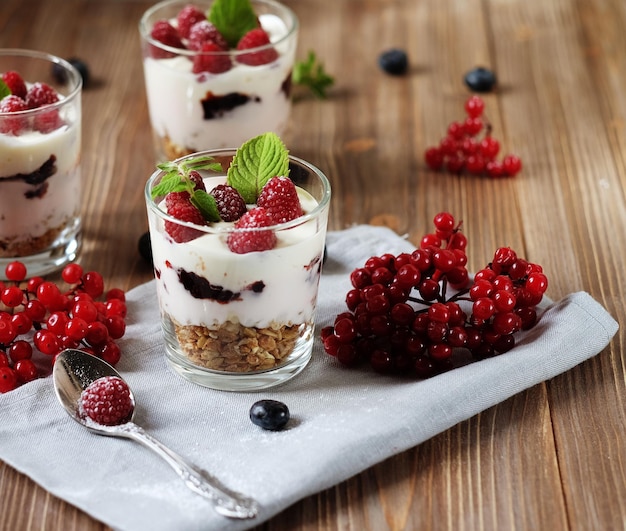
[
  {"xmin": 145, "ymin": 149, "xmax": 331, "ymax": 391},
  {"xmin": 139, "ymin": 0, "xmax": 299, "ymax": 162},
  {"xmin": 0, "ymin": 49, "xmax": 82, "ymax": 280}
]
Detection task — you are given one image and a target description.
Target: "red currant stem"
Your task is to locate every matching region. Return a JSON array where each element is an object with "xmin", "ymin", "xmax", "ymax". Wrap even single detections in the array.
[{"xmin": 406, "ymin": 296, "xmax": 435, "ymax": 306}]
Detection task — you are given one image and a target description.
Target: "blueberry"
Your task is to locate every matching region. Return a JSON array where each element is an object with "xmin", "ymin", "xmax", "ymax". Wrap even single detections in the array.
[
  {"xmin": 138, "ymin": 231, "xmax": 153, "ymax": 266},
  {"xmin": 52, "ymin": 57, "xmax": 90, "ymax": 86},
  {"xmin": 378, "ymin": 49, "xmax": 408, "ymax": 76},
  {"xmin": 464, "ymin": 67, "xmax": 497, "ymax": 93},
  {"xmin": 249, "ymin": 399, "xmax": 290, "ymax": 431}
]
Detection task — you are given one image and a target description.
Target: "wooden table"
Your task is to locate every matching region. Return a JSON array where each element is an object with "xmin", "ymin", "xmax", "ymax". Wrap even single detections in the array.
[{"xmin": 2, "ymin": 0, "xmax": 625, "ymax": 529}]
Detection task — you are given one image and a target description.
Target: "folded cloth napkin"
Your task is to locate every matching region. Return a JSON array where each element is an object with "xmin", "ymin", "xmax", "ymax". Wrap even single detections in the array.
[{"xmin": 0, "ymin": 225, "xmax": 618, "ymax": 531}]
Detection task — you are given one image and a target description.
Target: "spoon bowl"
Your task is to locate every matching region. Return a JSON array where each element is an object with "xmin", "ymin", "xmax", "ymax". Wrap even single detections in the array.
[{"xmin": 52, "ymin": 349, "xmax": 258, "ymax": 520}]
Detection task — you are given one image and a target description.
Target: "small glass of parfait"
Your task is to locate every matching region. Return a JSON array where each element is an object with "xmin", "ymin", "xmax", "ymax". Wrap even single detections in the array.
[
  {"xmin": 0, "ymin": 49, "xmax": 82, "ymax": 280},
  {"xmin": 144, "ymin": 133, "xmax": 331, "ymax": 391},
  {"xmin": 139, "ymin": 0, "xmax": 299, "ymax": 162}
]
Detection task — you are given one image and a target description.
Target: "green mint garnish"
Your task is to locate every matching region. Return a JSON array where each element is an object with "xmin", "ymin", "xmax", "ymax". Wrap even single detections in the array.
[
  {"xmin": 151, "ymin": 155, "xmax": 222, "ymax": 222},
  {"xmin": 227, "ymin": 132, "xmax": 290, "ymax": 203},
  {"xmin": 0, "ymin": 80, "xmax": 11, "ymax": 100},
  {"xmin": 293, "ymin": 51, "xmax": 334, "ymax": 99},
  {"xmin": 208, "ymin": 0, "xmax": 258, "ymax": 48}
]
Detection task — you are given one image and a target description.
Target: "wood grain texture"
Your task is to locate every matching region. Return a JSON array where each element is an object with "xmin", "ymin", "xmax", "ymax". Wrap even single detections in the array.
[{"xmin": 1, "ymin": 0, "xmax": 625, "ymax": 530}]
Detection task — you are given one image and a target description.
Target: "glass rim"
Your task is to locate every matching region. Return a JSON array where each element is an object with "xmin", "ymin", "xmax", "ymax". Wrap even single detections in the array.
[
  {"xmin": 145, "ymin": 148, "xmax": 331, "ymax": 234},
  {"xmin": 0, "ymin": 48, "xmax": 82, "ymax": 116},
  {"xmin": 139, "ymin": 0, "xmax": 299, "ymax": 58}
]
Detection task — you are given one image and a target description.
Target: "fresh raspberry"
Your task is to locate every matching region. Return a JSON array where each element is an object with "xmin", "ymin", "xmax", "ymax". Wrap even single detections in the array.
[
  {"xmin": 188, "ymin": 170, "xmax": 206, "ymax": 191},
  {"xmin": 34, "ymin": 109, "xmax": 64, "ymax": 133},
  {"xmin": 192, "ymin": 41, "xmax": 232, "ymax": 74},
  {"xmin": 150, "ymin": 20, "xmax": 184, "ymax": 58},
  {"xmin": 80, "ymin": 376, "xmax": 133, "ymax": 426},
  {"xmin": 176, "ymin": 4, "xmax": 206, "ymax": 39},
  {"xmin": 210, "ymin": 184, "xmax": 247, "ymax": 221},
  {"xmin": 0, "ymin": 95, "xmax": 28, "ymax": 135},
  {"xmin": 25, "ymin": 82, "xmax": 59, "ymax": 109},
  {"xmin": 165, "ymin": 191, "xmax": 206, "ymax": 243},
  {"xmin": 188, "ymin": 20, "xmax": 228, "ymax": 51},
  {"xmin": 236, "ymin": 28, "xmax": 278, "ymax": 66},
  {"xmin": 2, "ymin": 71, "xmax": 27, "ymax": 99},
  {"xmin": 257, "ymin": 176, "xmax": 303, "ymax": 223},
  {"xmin": 227, "ymin": 207, "xmax": 277, "ymax": 254}
]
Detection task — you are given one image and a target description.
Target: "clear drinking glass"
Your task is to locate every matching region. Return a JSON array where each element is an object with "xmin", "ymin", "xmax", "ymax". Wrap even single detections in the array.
[
  {"xmin": 0, "ymin": 49, "xmax": 82, "ymax": 280},
  {"xmin": 139, "ymin": 0, "xmax": 298, "ymax": 162},
  {"xmin": 145, "ymin": 149, "xmax": 331, "ymax": 391}
]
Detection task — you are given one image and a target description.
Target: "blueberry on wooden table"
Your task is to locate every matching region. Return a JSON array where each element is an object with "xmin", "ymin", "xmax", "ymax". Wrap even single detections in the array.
[
  {"xmin": 249, "ymin": 400, "xmax": 290, "ymax": 431},
  {"xmin": 378, "ymin": 49, "xmax": 408, "ymax": 75},
  {"xmin": 464, "ymin": 67, "xmax": 497, "ymax": 92},
  {"xmin": 52, "ymin": 57, "xmax": 91, "ymax": 86}
]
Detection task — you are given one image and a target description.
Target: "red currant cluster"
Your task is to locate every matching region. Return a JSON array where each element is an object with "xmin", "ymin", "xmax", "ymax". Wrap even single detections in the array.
[
  {"xmin": 321, "ymin": 212, "xmax": 548, "ymax": 378},
  {"xmin": 424, "ymin": 96, "xmax": 522, "ymax": 178},
  {"xmin": 0, "ymin": 261, "xmax": 127, "ymax": 393}
]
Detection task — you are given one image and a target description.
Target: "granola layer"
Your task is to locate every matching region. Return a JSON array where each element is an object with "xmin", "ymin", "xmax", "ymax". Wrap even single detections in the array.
[{"xmin": 173, "ymin": 319, "xmax": 305, "ymax": 373}]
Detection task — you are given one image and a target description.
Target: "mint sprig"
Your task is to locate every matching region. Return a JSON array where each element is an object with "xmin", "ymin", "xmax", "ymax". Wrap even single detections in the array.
[
  {"xmin": 227, "ymin": 132, "xmax": 290, "ymax": 203},
  {"xmin": 151, "ymin": 155, "xmax": 222, "ymax": 222},
  {"xmin": 0, "ymin": 80, "xmax": 11, "ymax": 100},
  {"xmin": 293, "ymin": 51, "xmax": 334, "ymax": 99},
  {"xmin": 208, "ymin": 0, "xmax": 258, "ymax": 48}
]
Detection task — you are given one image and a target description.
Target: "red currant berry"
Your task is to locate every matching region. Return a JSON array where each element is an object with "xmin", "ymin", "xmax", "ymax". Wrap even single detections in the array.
[
  {"xmin": 1, "ymin": 286, "xmax": 24, "ymax": 307},
  {"xmin": 337, "ymin": 344, "xmax": 359, "ymax": 366},
  {"xmin": 5, "ymin": 261, "xmax": 27, "ymax": 282},
  {"xmin": 82, "ymin": 271, "xmax": 105, "ymax": 298},
  {"xmin": 350, "ymin": 268, "xmax": 371, "ymax": 289},
  {"xmin": 34, "ymin": 330, "xmax": 61, "ymax": 355},
  {"xmin": 334, "ymin": 318, "xmax": 357, "ymax": 344},
  {"xmin": 14, "ymin": 359, "xmax": 38, "ymax": 383},
  {"xmin": 428, "ymin": 343, "xmax": 453, "ymax": 361},
  {"xmin": 65, "ymin": 318, "xmax": 88, "ymax": 341},
  {"xmin": 98, "ymin": 341, "xmax": 122, "ymax": 366},
  {"xmin": 526, "ymin": 272, "xmax": 548, "ymax": 297},
  {"xmin": 62, "ymin": 263, "xmax": 84, "ymax": 284},
  {"xmin": 105, "ymin": 315, "xmax": 126, "ymax": 340},
  {"xmin": 0, "ymin": 319, "xmax": 17, "ymax": 344},
  {"xmin": 502, "ymin": 154, "xmax": 522, "ymax": 176},
  {"xmin": 433, "ymin": 212, "xmax": 455, "ymax": 234},
  {"xmin": 9, "ymin": 340, "xmax": 33, "ymax": 363},
  {"xmin": 0, "ymin": 367, "xmax": 19, "ymax": 393},
  {"xmin": 472, "ymin": 297, "xmax": 495, "ymax": 320},
  {"xmin": 464, "ymin": 95, "xmax": 485, "ymax": 118},
  {"xmin": 428, "ymin": 302, "xmax": 450, "ymax": 323},
  {"xmin": 396, "ymin": 264, "xmax": 421, "ymax": 289},
  {"xmin": 425, "ymin": 147, "xmax": 444, "ymax": 170},
  {"xmin": 106, "ymin": 288, "xmax": 126, "ymax": 302},
  {"xmin": 479, "ymin": 136, "xmax": 500, "ymax": 159}
]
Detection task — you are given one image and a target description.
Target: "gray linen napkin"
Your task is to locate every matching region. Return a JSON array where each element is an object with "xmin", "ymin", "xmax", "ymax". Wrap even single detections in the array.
[{"xmin": 0, "ymin": 225, "xmax": 618, "ymax": 531}]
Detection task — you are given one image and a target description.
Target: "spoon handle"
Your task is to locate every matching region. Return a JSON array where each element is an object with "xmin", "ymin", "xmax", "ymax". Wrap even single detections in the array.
[{"xmin": 119, "ymin": 423, "xmax": 258, "ymax": 519}]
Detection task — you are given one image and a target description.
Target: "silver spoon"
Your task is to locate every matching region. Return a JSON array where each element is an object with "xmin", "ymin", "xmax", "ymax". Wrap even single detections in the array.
[{"xmin": 52, "ymin": 348, "xmax": 258, "ymax": 520}]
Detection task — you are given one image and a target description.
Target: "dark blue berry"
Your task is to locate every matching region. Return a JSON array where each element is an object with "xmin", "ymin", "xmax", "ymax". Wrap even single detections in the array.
[
  {"xmin": 52, "ymin": 58, "xmax": 90, "ymax": 86},
  {"xmin": 138, "ymin": 231, "xmax": 153, "ymax": 266},
  {"xmin": 378, "ymin": 49, "xmax": 408, "ymax": 75},
  {"xmin": 464, "ymin": 67, "xmax": 497, "ymax": 93},
  {"xmin": 249, "ymin": 399, "xmax": 290, "ymax": 431}
]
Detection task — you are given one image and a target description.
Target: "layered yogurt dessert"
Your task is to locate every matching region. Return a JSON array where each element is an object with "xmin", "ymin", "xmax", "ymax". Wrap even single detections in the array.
[
  {"xmin": 140, "ymin": 0, "xmax": 298, "ymax": 161},
  {"xmin": 145, "ymin": 133, "xmax": 330, "ymax": 389},
  {"xmin": 0, "ymin": 52, "xmax": 82, "ymax": 277}
]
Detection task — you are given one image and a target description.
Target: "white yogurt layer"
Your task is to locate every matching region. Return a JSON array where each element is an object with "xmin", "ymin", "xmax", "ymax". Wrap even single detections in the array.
[
  {"xmin": 143, "ymin": 13, "xmax": 295, "ymax": 151},
  {"xmin": 149, "ymin": 177, "xmax": 326, "ymax": 329},
  {"xmin": 0, "ymin": 124, "xmax": 81, "ymax": 243}
]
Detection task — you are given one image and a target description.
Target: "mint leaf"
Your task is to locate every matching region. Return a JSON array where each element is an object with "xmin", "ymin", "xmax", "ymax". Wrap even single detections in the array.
[
  {"xmin": 208, "ymin": 0, "xmax": 258, "ymax": 48},
  {"xmin": 0, "ymin": 80, "xmax": 11, "ymax": 100},
  {"xmin": 191, "ymin": 190, "xmax": 221, "ymax": 222},
  {"xmin": 151, "ymin": 171, "xmax": 187, "ymax": 198},
  {"xmin": 293, "ymin": 51, "xmax": 334, "ymax": 99},
  {"xmin": 179, "ymin": 155, "xmax": 222, "ymax": 175},
  {"xmin": 151, "ymin": 155, "xmax": 222, "ymax": 209},
  {"xmin": 227, "ymin": 132, "xmax": 289, "ymax": 203}
]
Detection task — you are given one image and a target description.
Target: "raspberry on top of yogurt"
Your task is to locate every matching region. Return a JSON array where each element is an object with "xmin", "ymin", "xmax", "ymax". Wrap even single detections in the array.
[
  {"xmin": 148, "ymin": 0, "xmax": 280, "ymax": 72},
  {"xmin": 0, "ymin": 71, "xmax": 64, "ymax": 136},
  {"xmin": 151, "ymin": 132, "xmax": 304, "ymax": 253}
]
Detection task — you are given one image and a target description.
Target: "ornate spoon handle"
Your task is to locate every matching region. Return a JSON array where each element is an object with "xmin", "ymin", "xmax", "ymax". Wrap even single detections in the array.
[{"xmin": 118, "ymin": 422, "xmax": 258, "ymax": 519}]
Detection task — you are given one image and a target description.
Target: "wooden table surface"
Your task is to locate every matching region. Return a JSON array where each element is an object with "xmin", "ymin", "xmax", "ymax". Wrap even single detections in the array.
[{"xmin": 2, "ymin": 0, "xmax": 625, "ymax": 529}]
